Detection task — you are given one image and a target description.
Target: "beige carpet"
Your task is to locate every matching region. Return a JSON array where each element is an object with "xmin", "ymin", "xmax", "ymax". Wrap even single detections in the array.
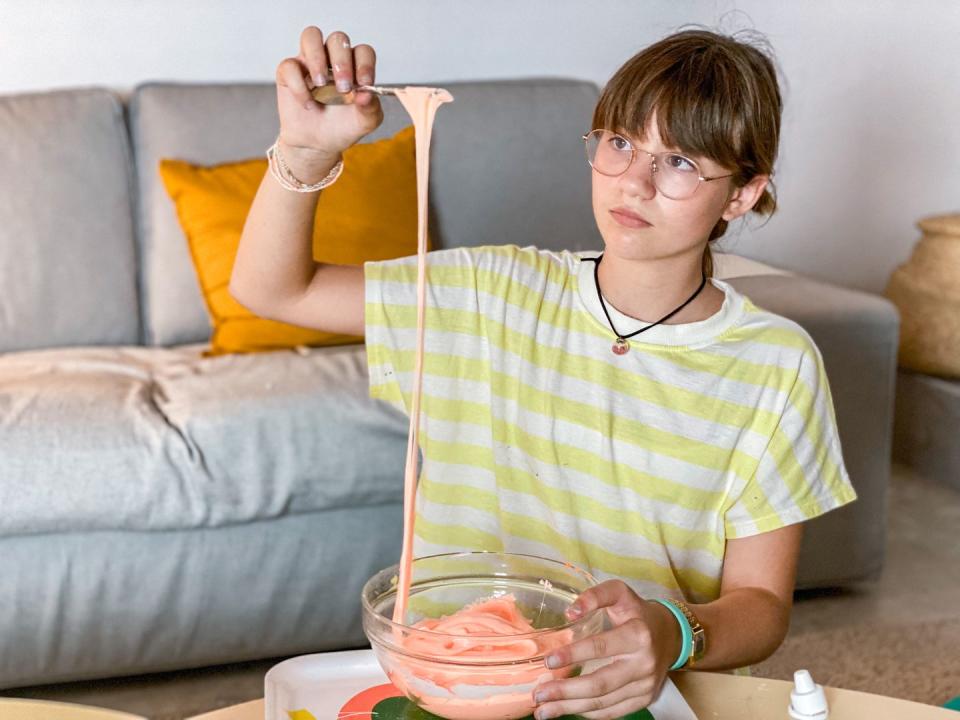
[{"xmin": 753, "ymin": 616, "xmax": 960, "ymax": 707}]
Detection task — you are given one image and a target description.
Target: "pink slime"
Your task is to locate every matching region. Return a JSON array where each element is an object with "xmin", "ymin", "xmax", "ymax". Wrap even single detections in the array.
[
  {"xmin": 390, "ymin": 85, "xmax": 453, "ymax": 627},
  {"xmin": 383, "ymin": 88, "xmax": 574, "ymax": 719}
]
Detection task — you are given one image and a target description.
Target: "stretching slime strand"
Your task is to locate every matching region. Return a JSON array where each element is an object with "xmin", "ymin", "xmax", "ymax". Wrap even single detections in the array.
[
  {"xmin": 385, "ymin": 87, "xmax": 575, "ymax": 720},
  {"xmin": 390, "ymin": 86, "xmax": 453, "ymax": 627}
]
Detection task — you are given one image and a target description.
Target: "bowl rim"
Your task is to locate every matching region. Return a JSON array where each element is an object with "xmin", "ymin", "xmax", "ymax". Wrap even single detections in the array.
[{"xmin": 360, "ymin": 550, "xmax": 602, "ymax": 640}]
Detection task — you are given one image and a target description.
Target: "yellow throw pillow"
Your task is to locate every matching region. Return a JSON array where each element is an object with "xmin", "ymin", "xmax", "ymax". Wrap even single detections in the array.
[{"xmin": 159, "ymin": 125, "xmax": 422, "ymax": 355}]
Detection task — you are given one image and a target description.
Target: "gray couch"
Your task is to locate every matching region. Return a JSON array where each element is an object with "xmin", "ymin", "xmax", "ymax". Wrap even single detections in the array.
[{"xmin": 0, "ymin": 79, "xmax": 899, "ymax": 690}]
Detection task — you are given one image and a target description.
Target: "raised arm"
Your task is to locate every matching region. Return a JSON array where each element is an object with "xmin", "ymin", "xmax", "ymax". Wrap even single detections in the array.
[{"xmin": 229, "ymin": 26, "xmax": 383, "ymax": 337}]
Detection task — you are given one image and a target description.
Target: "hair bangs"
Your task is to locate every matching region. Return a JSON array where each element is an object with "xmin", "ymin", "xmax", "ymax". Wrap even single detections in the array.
[{"xmin": 591, "ymin": 31, "xmax": 778, "ymax": 182}]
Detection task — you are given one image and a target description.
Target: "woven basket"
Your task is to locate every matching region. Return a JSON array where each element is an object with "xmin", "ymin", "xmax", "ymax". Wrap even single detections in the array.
[{"xmin": 884, "ymin": 213, "xmax": 960, "ymax": 378}]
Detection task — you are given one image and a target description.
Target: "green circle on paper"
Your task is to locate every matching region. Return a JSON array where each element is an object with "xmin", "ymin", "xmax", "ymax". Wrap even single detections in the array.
[{"xmin": 371, "ymin": 696, "xmax": 655, "ymax": 719}]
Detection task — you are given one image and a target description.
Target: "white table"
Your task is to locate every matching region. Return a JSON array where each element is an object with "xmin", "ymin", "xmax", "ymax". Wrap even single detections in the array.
[{"xmin": 187, "ymin": 670, "xmax": 959, "ymax": 720}]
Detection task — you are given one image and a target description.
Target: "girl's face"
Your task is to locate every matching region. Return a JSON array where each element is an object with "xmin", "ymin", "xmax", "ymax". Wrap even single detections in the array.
[{"xmin": 591, "ymin": 114, "xmax": 767, "ymax": 266}]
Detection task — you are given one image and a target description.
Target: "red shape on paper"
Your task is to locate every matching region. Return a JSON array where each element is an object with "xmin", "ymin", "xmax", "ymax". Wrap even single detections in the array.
[{"xmin": 338, "ymin": 683, "xmax": 404, "ymax": 718}]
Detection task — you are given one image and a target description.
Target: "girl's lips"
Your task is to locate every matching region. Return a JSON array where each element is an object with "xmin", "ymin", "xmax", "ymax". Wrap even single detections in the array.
[{"xmin": 610, "ymin": 208, "xmax": 652, "ymax": 229}]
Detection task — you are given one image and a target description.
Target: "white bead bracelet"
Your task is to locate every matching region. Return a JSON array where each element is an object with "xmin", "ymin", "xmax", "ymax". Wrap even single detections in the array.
[{"xmin": 266, "ymin": 136, "xmax": 343, "ymax": 193}]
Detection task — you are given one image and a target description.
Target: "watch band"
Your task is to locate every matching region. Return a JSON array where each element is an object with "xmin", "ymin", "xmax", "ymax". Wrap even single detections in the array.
[
  {"xmin": 651, "ymin": 599, "xmax": 692, "ymax": 670},
  {"xmin": 669, "ymin": 599, "xmax": 706, "ymax": 667}
]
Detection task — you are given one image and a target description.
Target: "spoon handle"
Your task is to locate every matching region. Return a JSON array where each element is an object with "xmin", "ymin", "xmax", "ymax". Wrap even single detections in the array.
[{"xmin": 310, "ymin": 83, "xmax": 397, "ymax": 106}]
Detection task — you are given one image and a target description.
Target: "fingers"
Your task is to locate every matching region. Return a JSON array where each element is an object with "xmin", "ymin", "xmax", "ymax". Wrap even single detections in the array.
[
  {"xmin": 534, "ymin": 663, "xmax": 659, "ymax": 720},
  {"xmin": 276, "ymin": 57, "xmax": 314, "ymax": 110},
  {"xmin": 354, "ymin": 90, "xmax": 383, "ymax": 121},
  {"xmin": 546, "ymin": 617, "xmax": 657, "ymax": 675},
  {"xmin": 546, "ymin": 681, "xmax": 657, "ymax": 720},
  {"xmin": 299, "ymin": 26, "xmax": 328, "ymax": 88},
  {"xmin": 326, "ymin": 30, "xmax": 355, "ymax": 93},
  {"xmin": 546, "ymin": 628, "xmax": 628, "ymax": 670},
  {"xmin": 291, "ymin": 28, "xmax": 378, "ymax": 107},
  {"xmin": 567, "ymin": 579, "xmax": 643, "ymax": 625},
  {"xmin": 539, "ymin": 659, "xmax": 635, "ymax": 700},
  {"xmin": 581, "ymin": 692, "xmax": 657, "ymax": 720},
  {"xmin": 353, "ymin": 43, "xmax": 376, "ymax": 85},
  {"xmin": 353, "ymin": 43, "xmax": 376, "ymax": 106}
]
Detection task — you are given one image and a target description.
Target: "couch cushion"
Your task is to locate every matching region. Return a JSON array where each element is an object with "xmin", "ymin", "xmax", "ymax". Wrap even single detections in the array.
[
  {"xmin": 0, "ymin": 344, "xmax": 408, "ymax": 535},
  {"xmin": 713, "ymin": 251, "xmax": 790, "ymax": 279},
  {"xmin": 0, "ymin": 507, "xmax": 403, "ymax": 688},
  {"xmin": 0, "ymin": 88, "xmax": 140, "ymax": 352},
  {"xmin": 158, "ymin": 125, "xmax": 422, "ymax": 356},
  {"xmin": 130, "ymin": 79, "xmax": 601, "ymax": 347}
]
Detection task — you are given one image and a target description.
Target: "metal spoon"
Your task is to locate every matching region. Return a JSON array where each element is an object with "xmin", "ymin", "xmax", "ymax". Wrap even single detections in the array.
[{"xmin": 310, "ymin": 82, "xmax": 398, "ymax": 106}]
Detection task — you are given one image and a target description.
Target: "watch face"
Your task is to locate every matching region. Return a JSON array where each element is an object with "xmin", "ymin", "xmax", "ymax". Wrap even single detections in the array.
[
  {"xmin": 692, "ymin": 629, "xmax": 706, "ymax": 658},
  {"xmin": 672, "ymin": 600, "xmax": 705, "ymax": 661}
]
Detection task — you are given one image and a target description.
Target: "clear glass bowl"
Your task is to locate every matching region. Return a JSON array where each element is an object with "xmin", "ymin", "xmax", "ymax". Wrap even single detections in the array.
[{"xmin": 361, "ymin": 551, "xmax": 603, "ymax": 720}]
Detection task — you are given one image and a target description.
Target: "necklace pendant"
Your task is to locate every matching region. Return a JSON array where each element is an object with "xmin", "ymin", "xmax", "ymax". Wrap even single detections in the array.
[{"xmin": 612, "ymin": 337, "xmax": 630, "ymax": 355}]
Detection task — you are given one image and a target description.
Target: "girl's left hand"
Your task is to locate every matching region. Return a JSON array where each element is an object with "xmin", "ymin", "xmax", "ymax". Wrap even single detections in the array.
[{"xmin": 532, "ymin": 580, "xmax": 681, "ymax": 720}]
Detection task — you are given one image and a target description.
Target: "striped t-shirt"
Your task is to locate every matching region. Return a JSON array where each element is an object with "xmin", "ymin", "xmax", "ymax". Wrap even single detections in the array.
[{"xmin": 364, "ymin": 244, "xmax": 856, "ymax": 604}]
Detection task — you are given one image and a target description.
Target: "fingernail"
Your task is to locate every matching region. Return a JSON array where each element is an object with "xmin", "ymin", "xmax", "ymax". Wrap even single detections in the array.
[
  {"xmin": 336, "ymin": 78, "xmax": 352, "ymax": 92},
  {"xmin": 545, "ymin": 654, "xmax": 559, "ymax": 669},
  {"xmin": 537, "ymin": 710, "xmax": 552, "ymax": 720},
  {"xmin": 358, "ymin": 73, "xmax": 373, "ymax": 85},
  {"xmin": 566, "ymin": 603, "xmax": 582, "ymax": 618},
  {"xmin": 534, "ymin": 691, "xmax": 546, "ymax": 704},
  {"xmin": 314, "ymin": 74, "xmax": 327, "ymax": 87}
]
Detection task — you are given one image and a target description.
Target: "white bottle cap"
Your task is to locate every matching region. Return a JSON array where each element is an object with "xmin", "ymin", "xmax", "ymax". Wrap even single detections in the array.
[{"xmin": 788, "ymin": 669, "xmax": 829, "ymax": 720}]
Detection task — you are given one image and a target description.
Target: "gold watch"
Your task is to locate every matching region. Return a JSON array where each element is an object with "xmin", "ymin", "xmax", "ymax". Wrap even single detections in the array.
[{"xmin": 670, "ymin": 599, "xmax": 706, "ymax": 668}]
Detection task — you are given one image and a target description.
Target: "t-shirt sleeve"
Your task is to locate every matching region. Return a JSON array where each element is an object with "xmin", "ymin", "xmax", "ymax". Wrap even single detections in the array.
[
  {"xmin": 363, "ymin": 247, "xmax": 485, "ymax": 416},
  {"xmin": 364, "ymin": 253, "xmax": 416, "ymax": 415},
  {"xmin": 724, "ymin": 342, "xmax": 858, "ymax": 538}
]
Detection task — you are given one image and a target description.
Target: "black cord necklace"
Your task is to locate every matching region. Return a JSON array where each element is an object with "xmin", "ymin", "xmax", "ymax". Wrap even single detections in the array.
[{"xmin": 584, "ymin": 254, "xmax": 708, "ymax": 355}]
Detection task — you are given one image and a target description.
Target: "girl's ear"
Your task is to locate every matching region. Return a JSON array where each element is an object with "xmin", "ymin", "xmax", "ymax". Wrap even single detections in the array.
[{"xmin": 721, "ymin": 174, "xmax": 770, "ymax": 222}]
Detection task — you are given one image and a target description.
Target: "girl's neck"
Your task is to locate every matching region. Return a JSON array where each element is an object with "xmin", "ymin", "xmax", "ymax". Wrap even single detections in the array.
[{"xmin": 595, "ymin": 251, "xmax": 724, "ymax": 324}]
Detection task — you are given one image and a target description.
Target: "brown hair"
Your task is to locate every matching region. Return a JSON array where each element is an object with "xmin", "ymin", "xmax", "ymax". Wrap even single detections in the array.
[{"xmin": 592, "ymin": 28, "xmax": 782, "ymax": 277}]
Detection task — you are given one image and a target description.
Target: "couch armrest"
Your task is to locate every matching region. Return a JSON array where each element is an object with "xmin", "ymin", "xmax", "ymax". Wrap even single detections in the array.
[
  {"xmin": 727, "ymin": 274, "xmax": 900, "ymax": 588},
  {"xmin": 713, "ymin": 252, "xmax": 792, "ymax": 279}
]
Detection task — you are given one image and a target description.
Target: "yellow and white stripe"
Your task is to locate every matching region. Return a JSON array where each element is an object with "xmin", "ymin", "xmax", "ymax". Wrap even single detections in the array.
[{"xmin": 365, "ymin": 245, "xmax": 856, "ymax": 604}]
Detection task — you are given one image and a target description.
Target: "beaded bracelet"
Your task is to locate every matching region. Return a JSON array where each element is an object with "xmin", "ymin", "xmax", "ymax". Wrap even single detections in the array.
[
  {"xmin": 266, "ymin": 136, "xmax": 343, "ymax": 193},
  {"xmin": 650, "ymin": 598, "xmax": 693, "ymax": 671}
]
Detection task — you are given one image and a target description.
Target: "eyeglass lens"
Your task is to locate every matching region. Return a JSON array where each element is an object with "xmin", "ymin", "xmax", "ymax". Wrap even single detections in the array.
[{"xmin": 584, "ymin": 130, "xmax": 702, "ymax": 200}]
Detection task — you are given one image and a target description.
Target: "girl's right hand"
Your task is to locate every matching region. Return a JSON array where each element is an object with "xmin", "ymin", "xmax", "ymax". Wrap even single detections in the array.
[{"xmin": 275, "ymin": 26, "xmax": 384, "ymax": 166}]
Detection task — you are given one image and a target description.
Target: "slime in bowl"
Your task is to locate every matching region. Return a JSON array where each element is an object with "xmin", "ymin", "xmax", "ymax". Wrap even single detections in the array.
[{"xmin": 361, "ymin": 551, "xmax": 604, "ymax": 720}]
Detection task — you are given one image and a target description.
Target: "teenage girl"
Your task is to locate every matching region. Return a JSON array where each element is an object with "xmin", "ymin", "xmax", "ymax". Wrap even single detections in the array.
[{"xmin": 231, "ymin": 25, "xmax": 855, "ymax": 720}]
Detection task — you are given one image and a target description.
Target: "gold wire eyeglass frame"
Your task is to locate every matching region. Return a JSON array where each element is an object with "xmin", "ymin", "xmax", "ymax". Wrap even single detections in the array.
[{"xmin": 582, "ymin": 129, "xmax": 734, "ymax": 199}]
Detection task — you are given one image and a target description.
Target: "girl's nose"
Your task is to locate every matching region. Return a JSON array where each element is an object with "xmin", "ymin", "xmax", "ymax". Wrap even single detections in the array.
[{"xmin": 619, "ymin": 153, "xmax": 657, "ymax": 199}]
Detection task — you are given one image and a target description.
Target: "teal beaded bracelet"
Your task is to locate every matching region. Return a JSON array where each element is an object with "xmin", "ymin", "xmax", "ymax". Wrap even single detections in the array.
[{"xmin": 651, "ymin": 598, "xmax": 693, "ymax": 671}]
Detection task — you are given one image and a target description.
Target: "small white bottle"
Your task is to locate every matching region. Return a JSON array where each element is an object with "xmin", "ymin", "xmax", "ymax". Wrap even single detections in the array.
[{"xmin": 788, "ymin": 669, "xmax": 829, "ymax": 720}]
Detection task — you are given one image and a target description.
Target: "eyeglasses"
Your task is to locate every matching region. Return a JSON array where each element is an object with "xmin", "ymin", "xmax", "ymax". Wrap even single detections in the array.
[{"xmin": 582, "ymin": 129, "xmax": 734, "ymax": 200}]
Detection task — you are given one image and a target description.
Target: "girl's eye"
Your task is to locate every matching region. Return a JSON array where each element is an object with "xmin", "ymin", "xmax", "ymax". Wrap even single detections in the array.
[
  {"xmin": 609, "ymin": 135, "xmax": 631, "ymax": 152},
  {"xmin": 663, "ymin": 153, "xmax": 697, "ymax": 173}
]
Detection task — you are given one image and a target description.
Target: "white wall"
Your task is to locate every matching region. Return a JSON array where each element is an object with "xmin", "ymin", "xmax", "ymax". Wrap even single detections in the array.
[{"xmin": 2, "ymin": 0, "xmax": 958, "ymax": 293}]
